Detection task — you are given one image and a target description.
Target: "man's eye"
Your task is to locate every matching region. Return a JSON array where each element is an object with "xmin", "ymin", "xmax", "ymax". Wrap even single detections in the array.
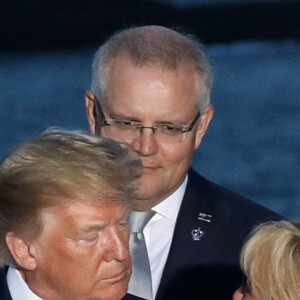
[
  {"xmin": 117, "ymin": 120, "xmax": 139, "ymax": 127},
  {"xmin": 164, "ymin": 125, "xmax": 177, "ymax": 131},
  {"xmin": 156, "ymin": 124, "xmax": 183, "ymax": 136},
  {"xmin": 121, "ymin": 121, "xmax": 133, "ymax": 126},
  {"xmin": 78, "ymin": 235, "xmax": 98, "ymax": 244},
  {"xmin": 159, "ymin": 124, "xmax": 181, "ymax": 132}
]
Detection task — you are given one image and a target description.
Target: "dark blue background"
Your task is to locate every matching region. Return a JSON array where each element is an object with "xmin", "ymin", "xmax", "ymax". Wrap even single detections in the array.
[{"xmin": 1, "ymin": 40, "xmax": 299, "ymax": 219}]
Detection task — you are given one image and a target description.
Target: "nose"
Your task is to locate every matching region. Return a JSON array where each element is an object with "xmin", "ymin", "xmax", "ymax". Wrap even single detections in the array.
[
  {"xmin": 131, "ymin": 128, "xmax": 159, "ymax": 156},
  {"xmin": 103, "ymin": 228, "xmax": 130, "ymax": 262}
]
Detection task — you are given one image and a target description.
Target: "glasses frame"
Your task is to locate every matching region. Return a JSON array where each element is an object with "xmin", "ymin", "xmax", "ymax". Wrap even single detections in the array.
[{"xmin": 92, "ymin": 96, "xmax": 201, "ymax": 136}]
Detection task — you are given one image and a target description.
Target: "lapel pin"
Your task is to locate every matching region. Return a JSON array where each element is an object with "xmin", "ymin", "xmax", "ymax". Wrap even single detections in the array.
[
  {"xmin": 198, "ymin": 212, "xmax": 212, "ymax": 223},
  {"xmin": 191, "ymin": 227, "xmax": 204, "ymax": 241}
]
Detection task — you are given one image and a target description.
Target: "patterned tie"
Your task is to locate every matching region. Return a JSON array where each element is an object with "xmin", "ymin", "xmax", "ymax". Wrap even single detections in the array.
[{"xmin": 128, "ymin": 210, "xmax": 155, "ymax": 300}]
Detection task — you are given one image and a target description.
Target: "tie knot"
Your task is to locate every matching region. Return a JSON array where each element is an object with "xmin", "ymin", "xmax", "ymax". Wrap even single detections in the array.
[{"xmin": 129, "ymin": 210, "xmax": 155, "ymax": 233}]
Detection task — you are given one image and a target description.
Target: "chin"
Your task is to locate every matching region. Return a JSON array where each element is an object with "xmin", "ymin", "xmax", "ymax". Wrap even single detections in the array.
[
  {"xmin": 97, "ymin": 286, "xmax": 128, "ymax": 300},
  {"xmin": 102, "ymin": 277, "xmax": 130, "ymax": 300},
  {"xmin": 136, "ymin": 185, "xmax": 162, "ymax": 199}
]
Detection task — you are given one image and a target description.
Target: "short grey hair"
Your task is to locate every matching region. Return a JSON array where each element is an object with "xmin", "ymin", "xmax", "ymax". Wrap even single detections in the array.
[
  {"xmin": 91, "ymin": 25, "xmax": 213, "ymax": 114},
  {"xmin": 0, "ymin": 129, "xmax": 141, "ymax": 267}
]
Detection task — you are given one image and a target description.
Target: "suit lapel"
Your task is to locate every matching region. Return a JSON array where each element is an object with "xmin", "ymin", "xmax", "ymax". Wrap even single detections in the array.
[{"xmin": 156, "ymin": 169, "xmax": 222, "ymax": 299}]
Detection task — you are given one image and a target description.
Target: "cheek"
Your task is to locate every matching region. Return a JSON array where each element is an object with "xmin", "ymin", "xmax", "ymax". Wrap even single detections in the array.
[
  {"xmin": 33, "ymin": 235, "xmax": 67, "ymax": 265},
  {"xmin": 160, "ymin": 141, "xmax": 195, "ymax": 165},
  {"xmin": 41, "ymin": 238, "xmax": 104, "ymax": 270},
  {"xmin": 60, "ymin": 248, "xmax": 106, "ymax": 285}
]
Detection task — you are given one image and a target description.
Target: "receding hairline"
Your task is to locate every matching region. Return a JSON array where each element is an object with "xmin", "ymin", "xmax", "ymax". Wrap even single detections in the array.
[
  {"xmin": 91, "ymin": 25, "xmax": 213, "ymax": 112},
  {"xmin": 102, "ymin": 25, "xmax": 204, "ymax": 70},
  {"xmin": 105, "ymin": 50, "xmax": 200, "ymax": 71}
]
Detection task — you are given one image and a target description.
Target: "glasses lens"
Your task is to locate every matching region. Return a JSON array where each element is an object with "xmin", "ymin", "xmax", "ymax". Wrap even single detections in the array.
[
  {"xmin": 102, "ymin": 121, "xmax": 137, "ymax": 141},
  {"xmin": 103, "ymin": 120, "xmax": 188, "ymax": 143},
  {"xmin": 155, "ymin": 127, "xmax": 185, "ymax": 143}
]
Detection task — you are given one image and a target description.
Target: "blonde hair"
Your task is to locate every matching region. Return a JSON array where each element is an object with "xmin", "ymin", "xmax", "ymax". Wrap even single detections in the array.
[
  {"xmin": 240, "ymin": 220, "xmax": 300, "ymax": 300},
  {"xmin": 0, "ymin": 129, "xmax": 141, "ymax": 267}
]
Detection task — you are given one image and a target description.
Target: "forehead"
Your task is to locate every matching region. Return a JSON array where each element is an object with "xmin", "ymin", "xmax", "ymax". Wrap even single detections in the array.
[
  {"xmin": 40, "ymin": 201, "xmax": 128, "ymax": 229},
  {"xmin": 104, "ymin": 55, "xmax": 200, "ymax": 119},
  {"xmin": 106, "ymin": 54, "xmax": 199, "ymax": 89}
]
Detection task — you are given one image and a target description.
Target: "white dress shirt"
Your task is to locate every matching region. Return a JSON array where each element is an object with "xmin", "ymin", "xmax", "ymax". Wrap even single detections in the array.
[
  {"xmin": 7, "ymin": 265, "xmax": 43, "ymax": 300},
  {"xmin": 144, "ymin": 175, "xmax": 187, "ymax": 298}
]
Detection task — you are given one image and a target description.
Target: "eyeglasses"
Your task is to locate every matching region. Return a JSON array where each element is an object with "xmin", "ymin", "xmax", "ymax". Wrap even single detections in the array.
[{"xmin": 93, "ymin": 97, "xmax": 200, "ymax": 143}]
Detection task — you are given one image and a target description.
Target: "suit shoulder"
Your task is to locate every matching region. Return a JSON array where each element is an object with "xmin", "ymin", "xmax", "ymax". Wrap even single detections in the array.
[{"xmin": 188, "ymin": 169, "xmax": 283, "ymax": 222}]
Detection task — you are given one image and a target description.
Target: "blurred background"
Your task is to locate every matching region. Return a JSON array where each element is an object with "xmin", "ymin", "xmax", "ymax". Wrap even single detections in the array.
[{"xmin": 1, "ymin": 0, "xmax": 299, "ymax": 219}]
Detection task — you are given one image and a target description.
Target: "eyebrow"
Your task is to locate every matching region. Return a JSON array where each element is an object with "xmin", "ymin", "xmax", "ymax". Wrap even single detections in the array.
[
  {"xmin": 75, "ymin": 224, "xmax": 106, "ymax": 235},
  {"xmin": 100, "ymin": 100, "xmax": 188, "ymax": 124},
  {"xmin": 77, "ymin": 207, "xmax": 130, "ymax": 234},
  {"xmin": 107, "ymin": 111, "xmax": 188, "ymax": 125}
]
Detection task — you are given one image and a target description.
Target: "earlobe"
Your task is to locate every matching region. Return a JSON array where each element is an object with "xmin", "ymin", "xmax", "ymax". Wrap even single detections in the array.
[
  {"xmin": 85, "ymin": 91, "xmax": 96, "ymax": 134},
  {"xmin": 194, "ymin": 105, "xmax": 214, "ymax": 149},
  {"xmin": 232, "ymin": 288, "xmax": 245, "ymax": 300},
  {"xmin": 5, "ymin": 232, "xmax": 37, "ymax": 271}
]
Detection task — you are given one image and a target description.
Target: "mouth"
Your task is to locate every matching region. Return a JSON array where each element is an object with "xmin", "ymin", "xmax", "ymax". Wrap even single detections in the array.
[
  {"xmin": 141, "ymin": 162, "xmax": 160, "ymax": 169},
  {"xmin": 140, "ymin": 166, "xmax": 159, "ymax": 174},
  {"xmin": 102, "ymin": 269, "xmax": 128, "ymax": 283},
  {"xmin": 143, "ymin": 165, "xmax": 156, "ymax": 169}
]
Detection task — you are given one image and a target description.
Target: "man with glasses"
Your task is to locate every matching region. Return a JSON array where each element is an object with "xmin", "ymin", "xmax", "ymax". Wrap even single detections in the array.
[{"xmin": 85, "ymin": 26, "xmax": 281, "ymax": 300}]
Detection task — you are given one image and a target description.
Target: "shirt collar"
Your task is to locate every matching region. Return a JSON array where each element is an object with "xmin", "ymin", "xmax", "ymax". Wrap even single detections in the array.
[
  {"xmin": 152, "ymin": 175, "xmax": 188, "ymax": 222},
  {"xmin": 7, "ymin": 265, "xmax": 43, "ymax": 300}
]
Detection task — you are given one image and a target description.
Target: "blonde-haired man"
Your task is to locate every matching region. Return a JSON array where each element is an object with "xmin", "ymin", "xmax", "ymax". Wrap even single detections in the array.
[{"xmin": 0, "ymin": 130, "xmax": 143, "ymax": 300}]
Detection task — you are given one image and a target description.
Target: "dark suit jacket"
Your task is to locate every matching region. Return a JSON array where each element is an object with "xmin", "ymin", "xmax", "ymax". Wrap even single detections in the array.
[
  {"xmin": 0, "ymin": 267, "xmax": 12, "ymax": 300},
  {"xmin": 154, "ymin": 169, "xmax": 282, "ymax": 300},
  {"xmin": 0, "ymin": 266, "xmax": 144, "ymax": 300},
  {"xmin": 122, "ymin": 293, "xmax": 146, "ymax": 300}
]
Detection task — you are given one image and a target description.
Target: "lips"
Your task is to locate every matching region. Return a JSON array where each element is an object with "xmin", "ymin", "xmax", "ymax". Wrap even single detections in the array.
[
  {"xmin": 141, "ymin": 162, "xmax": 160, "ymax": 169},
  {"xmin": 139, "ymin": 160, "xmax": 162, "ymax": 172},
  {"xmin": 103, "ymin": 269, "xmax": 128, "ymax": 283},
  {"xmin": 140, "ymin": 166, "xmax": 159, "ymax": 174}
]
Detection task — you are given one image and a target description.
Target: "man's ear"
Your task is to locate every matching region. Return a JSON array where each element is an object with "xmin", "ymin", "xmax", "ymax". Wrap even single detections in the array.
[
  {"xmin": 194, "ymin": 105, "xmax": 214, "ymax": 150},
  {"xmin": 5, "ymin": 232, "xmax": 37, "ymax": 271},
  {"xmin": 85, "ymin": 91, "xmax": 96, "ymax": 134}
]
